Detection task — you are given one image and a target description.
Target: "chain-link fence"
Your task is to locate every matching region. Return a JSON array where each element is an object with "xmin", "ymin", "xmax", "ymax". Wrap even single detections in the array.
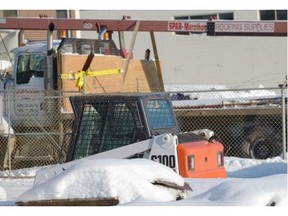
[
  {"xmin": 0, "ymin": 90, "xmax": 79, "ymax": 177},
  {"xmin": 0, "ymin": 86, "xmax": 287, "ymax": 177},
  {"xmin": 169, "ymin": 86, "xmax": 287, "ymax": 160}
]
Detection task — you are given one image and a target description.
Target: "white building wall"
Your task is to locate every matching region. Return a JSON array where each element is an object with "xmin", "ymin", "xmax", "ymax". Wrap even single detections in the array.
[{"xmin": 79, "ymin": 10, "xmax": 287, "ymax": 88}]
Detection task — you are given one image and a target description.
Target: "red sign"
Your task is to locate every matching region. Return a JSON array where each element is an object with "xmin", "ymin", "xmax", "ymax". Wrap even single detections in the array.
[{"xmin": 168, "ymin": 21, "xmax": 207, "ymax": 32}]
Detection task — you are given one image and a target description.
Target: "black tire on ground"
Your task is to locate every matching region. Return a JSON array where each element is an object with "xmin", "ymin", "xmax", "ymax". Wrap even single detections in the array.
[{"xmin": 242, "ymin": 127, "xmax": 283, "ymax": 159}]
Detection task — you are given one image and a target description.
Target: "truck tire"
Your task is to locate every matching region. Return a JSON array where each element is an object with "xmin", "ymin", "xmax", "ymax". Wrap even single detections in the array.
[{"xmin": 242, "ymin": 127, "xmax": 283, "ymax": 159}]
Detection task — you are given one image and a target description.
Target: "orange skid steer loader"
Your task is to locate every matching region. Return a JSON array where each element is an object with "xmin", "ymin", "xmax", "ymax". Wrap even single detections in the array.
[{"xmin": 36, "ymin": 92, "xmax": 227, "ymax": 183}]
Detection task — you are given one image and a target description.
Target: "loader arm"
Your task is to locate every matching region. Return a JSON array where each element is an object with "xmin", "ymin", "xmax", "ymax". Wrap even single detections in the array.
[{"xmin": 34, "ymin": 133, "xmax": 178, "ymax": 187}]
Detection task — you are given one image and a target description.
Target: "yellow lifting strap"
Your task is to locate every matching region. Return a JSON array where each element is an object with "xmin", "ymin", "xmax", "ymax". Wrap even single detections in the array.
[{"xmin": 61, "ymin": 68, "xmax": 121, "ymax": 90}]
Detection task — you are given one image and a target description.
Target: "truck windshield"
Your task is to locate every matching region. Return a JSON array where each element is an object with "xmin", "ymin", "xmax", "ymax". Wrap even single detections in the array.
[
  {"xmin": 146, "ymin": 99, "xmax": 175, "ymax": 130},
  {"xmin": 16, "ymin": 53, "xmax": 44, "ymax": 84}
]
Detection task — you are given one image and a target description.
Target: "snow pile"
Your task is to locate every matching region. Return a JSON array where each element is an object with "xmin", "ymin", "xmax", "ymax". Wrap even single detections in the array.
[
  {"xmin": 16, "ymin": 158, "xmax": 185, "ymax": 204},
  {"xmin": 0, "ymin": 156, "xmax": 287, "ymax": 206},
  {"xmin": 225, "ymin": 156, "xmax": 287, "ymax": 177},
  {"xmin": 132, "ymin": 157, "xmax": 288, "ymax": 206},
  {"xmin": 176, "ymin": 175, "xmax": 287, "ymax": 206},
  {"xmin": 0, "ymin": 185, "xmax": 6, "ymax": 201}
]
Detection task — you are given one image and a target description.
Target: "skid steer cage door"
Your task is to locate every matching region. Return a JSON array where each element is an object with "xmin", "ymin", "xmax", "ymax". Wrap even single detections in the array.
[{"xmin": 67, "ymin": 96, "xmax": 143, "ymax": 161}]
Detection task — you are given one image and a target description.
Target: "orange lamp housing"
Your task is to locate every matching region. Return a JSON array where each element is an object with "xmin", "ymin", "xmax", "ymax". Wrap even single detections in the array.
[
  {"xmin": 60, "ymin": 30, "xmax": 67, "ymax": 38},
  {"xmin": 103, "ymin": 31, "xmax": 112, "ymax": 40},
  {"xmin": 177, "ymin": 140, "xmax": 227, "ymax": 178}
]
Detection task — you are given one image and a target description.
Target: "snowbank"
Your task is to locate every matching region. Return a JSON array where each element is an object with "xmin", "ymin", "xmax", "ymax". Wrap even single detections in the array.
[
  {"xmin": 0, "ymin": 156, "xmax": 287, "ymax": 206},
  {"xmin": 16, "ymin": 158, "xmax": 186, "ymax": 204},
  {"xmin": 0, "ymin": 185, "xmax": 6, "ymax": 201}
]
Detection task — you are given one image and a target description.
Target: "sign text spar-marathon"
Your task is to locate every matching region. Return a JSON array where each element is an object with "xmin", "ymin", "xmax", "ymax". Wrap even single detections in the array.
[{"xmin": 168, "ymin": 21, "xmax": 207, "ymax": 32}]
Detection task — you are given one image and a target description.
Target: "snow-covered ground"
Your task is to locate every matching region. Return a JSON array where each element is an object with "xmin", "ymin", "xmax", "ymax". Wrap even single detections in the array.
[{"xmin": 0, "ymin": 156, "xmax": 287, "ymax": 210}]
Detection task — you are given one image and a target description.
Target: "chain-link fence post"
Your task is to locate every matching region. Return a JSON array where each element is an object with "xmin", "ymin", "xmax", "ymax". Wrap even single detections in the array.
[
  {"xmin": 279, "ymin": 76, "xmax": 287, "ymax": 160},
  {"xmin": 7, "ymin": 92, "xmax": 12, "ymax": 176}
]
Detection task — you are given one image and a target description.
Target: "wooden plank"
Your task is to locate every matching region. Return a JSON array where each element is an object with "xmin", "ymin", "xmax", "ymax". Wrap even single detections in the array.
[
  {"xmin": 16, "ymin": 197, "xmax": 119, "ymax": 206},
  {"xmin": 60, "ymin": 54, "xmax": 162, "ymax": 112},
  {"xmin": 150, "ymin": 31, "xmax": 164, "ymax": 91},
  {"xmin": 122, "ymin": 20, "xmax": 141, "ymax": 80}
]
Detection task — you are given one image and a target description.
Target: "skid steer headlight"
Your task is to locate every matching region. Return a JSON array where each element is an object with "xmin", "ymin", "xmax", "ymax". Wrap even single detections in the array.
[
  {"xmin": 188, "ymin": 155, "xmax": 195, "ymax": 171},
  {"xmin": 217, "ymin": 151, "xmax": 224, "ymax": 167}
]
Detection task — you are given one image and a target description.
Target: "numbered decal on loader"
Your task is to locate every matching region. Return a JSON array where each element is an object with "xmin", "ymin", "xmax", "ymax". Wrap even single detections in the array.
[{"xmin": 151, "ymin": 155, "xmax": 176, "ymax": 168}]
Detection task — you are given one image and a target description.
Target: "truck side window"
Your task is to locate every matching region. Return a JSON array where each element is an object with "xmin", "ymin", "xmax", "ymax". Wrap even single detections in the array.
[
  {"xmin": 16, "ymin": 53, "xmax": 44, "ymax": 84},
  {"xmin": 146, "ymin": 99, "xmax": 175, "ymax": 129},
  {"xmin": 61, "ymin": 43, "xmax": 74, "ymax": 53},
  {"xmin": 81, "ymin": 44, "xmax": 92, "ymax": 54}
]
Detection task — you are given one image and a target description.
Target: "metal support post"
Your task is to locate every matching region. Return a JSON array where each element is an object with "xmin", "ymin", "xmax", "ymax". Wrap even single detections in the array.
[
  {"xmin": 122, "ymin": 20, "xmax": 141, "ymax": 81},
  {"xmin": 279, "ymin": 76, "xmax": 287, "ymax": 160}
]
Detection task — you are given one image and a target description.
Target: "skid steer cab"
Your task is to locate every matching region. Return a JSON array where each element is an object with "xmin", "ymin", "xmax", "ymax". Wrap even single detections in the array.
[{"xmin": 65, "ymin": 93, "xmax": 227, "ymax": 178}]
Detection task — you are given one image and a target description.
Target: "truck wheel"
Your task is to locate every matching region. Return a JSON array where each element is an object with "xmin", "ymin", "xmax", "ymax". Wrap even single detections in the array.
[{"xmin": 242, "ymin": 127, "xmax": 282, "ymax": 159}]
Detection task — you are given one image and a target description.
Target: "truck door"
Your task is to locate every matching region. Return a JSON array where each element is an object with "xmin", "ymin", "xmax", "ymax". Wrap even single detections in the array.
[{"xmin": 4, "ymin": 52, "xmax": 46, "ymax": 126}]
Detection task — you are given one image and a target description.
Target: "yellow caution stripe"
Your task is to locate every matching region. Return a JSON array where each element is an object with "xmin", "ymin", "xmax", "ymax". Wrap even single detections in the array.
[{"xmin": 61, "ymin": 68, "xmax": 121, "ymax": 90}]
